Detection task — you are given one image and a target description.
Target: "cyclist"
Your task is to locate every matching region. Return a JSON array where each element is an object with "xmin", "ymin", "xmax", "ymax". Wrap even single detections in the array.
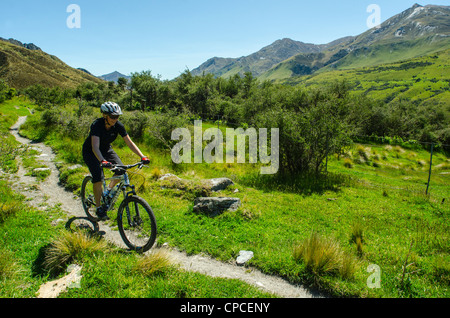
[{"xmin": 82, "ymin": 101, "xmax": 150, "ymax": 220}]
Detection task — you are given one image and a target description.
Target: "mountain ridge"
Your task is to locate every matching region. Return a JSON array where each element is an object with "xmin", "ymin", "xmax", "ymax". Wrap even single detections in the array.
[
  {"xmin": 192, "ymin": 3, "xmax": 450, "ymax": 81},
  {"xmin": 99, "ymin": 71, "xmax": 131, "ymax": 83},
  {"xmin": 0, "ymin": 38, "xmax": 103, "ymax": 89},
  {"xmin": 191, "ymin": 37, "xmax": 354, "ymax": 77}
]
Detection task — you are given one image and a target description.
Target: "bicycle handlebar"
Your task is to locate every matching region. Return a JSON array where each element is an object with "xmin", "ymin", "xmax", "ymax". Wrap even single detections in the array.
[{"xmin": 106, "ymin": 162, "xmax": 147, "ymax": 173}]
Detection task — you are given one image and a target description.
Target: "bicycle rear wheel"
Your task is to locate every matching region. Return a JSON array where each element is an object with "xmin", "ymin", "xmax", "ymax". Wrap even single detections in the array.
[
  {"xmin": 117, "ymin": 196, "xmax": 157, "ymax": 253},
  {"xmin": 80, "ymin": 176, "xmax": 98, "ymax": 221}
]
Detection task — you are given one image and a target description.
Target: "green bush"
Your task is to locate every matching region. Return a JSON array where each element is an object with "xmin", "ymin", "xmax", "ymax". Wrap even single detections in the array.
[{"xmin": 254, "ymin": 86, "xmax": 351, "ymax": 174}]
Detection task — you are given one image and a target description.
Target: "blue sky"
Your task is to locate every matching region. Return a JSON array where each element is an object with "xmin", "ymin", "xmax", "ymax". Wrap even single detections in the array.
[{"xmin": 1, "ymin": 1, "xmax": 448, "ymax": 79}]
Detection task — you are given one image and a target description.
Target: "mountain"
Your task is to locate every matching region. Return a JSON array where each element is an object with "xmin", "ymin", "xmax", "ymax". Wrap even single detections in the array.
[
  {"xmin": 191, "ymin": 37, "xmax": 354, "ymax": 77},
  {"xmin": 0, "ymin": 37, "xmax": 42, "ymax": 51},
  {"xmin": 192, "ymin": 4, "xmax": 450, "ymax": 81},
  {"xmin": 99, "ymin": 71, "xmax": 131, "ymax": 83},
  {"xmin": 0, "ymin": 38, "xmax": 103, "ymax": 89},
  {"xmin": 262, "ymin": 4, "xmax": 450, "ymax": 81}
]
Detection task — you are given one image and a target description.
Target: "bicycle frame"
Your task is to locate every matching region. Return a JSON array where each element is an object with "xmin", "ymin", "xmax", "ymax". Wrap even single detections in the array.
[{"xmin": 102, "ymin": 163, "xmax": 142, "ymax": 211}]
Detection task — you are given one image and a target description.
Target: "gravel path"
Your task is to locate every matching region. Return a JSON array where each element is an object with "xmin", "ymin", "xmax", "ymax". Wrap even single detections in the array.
[{"xmin": 8, "ymin": 116, "xmax": 322, "ymax": 299}]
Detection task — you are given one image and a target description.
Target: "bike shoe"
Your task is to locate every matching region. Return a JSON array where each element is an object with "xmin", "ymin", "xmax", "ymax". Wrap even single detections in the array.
[{"xmin": 96, "ymin": 206, "xmax": 110, "ymax": 221}]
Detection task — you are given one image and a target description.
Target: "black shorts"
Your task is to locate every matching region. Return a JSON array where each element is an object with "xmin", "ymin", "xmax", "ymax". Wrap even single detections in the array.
[{"xmin": 83, "ymin": 148, "xmax": 124, "ymax": 183}]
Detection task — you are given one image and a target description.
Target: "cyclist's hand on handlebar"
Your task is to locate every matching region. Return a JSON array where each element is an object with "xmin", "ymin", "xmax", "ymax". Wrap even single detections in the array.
[
  {"xmin": 141, "ymin": 157, "xmax": 150, "ymax": 165},
  {"xmin": 101, "ymin": 160, "xmax": 113, "ymax": 168}
]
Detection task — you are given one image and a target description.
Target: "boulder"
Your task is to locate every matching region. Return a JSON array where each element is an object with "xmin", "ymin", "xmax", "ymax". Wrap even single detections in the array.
[
  {"xmin": 158, "ymin": 173, "xmax": 181, "ymax": 181},
  {"xmin": 205, "ymin": 178, "xmax": 234, "ymax": 192},
  {"xmin": 193, "ymin": 197, "xmax": 241, "ymax": 217}
]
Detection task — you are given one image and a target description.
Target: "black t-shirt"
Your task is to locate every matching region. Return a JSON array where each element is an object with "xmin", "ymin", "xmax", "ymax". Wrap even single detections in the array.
[{"xmin": 83, "ymin": 118, "xmax": 128, "ymax": 154}]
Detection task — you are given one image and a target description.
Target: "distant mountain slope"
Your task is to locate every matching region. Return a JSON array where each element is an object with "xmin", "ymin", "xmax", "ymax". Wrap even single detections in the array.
[
  {"xmin": 191, "ymin": 37, "xmax": 354, "ymax": 78},
  {"xmin": 193, "ymin": 4, "xmax": 449, "ymax": 81},
  {"xmin": 261, "ymin": 4, "xmax": 450, "ymax": 81},
  {"xmin": 99, "ymin": 71, "xmax": 131, "ymax": 83},
  {"xmin": 0, "ymin": 38, "xmax": 103, "ymax": 89},
  {"xmin": 284, "ymin": 48, "xmax": 450, "ymax": 107}
]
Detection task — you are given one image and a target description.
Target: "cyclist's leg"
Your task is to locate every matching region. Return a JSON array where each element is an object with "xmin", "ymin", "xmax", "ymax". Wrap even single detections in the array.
[
  {"xmin": 104, "ymin": 148, "xmax": 124, "ymax": 189},
  {"xmin": 83, "ymin": 150, "xmax": 104, "ymax": 208}
]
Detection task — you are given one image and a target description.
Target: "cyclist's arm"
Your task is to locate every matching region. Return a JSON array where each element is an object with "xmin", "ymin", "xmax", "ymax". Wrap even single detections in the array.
[
  {"xmin": 91, "ymin": 136, "xmax": 106, "ymax": 162},
  {"xmin": 123, "ymin": 135, "xmax": 146, "ymax": 159}
]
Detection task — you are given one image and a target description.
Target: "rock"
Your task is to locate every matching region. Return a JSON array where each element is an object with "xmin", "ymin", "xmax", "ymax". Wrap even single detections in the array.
[
  {"xmin": 193, "ymin": 197, "xmax": 241, "ymax": 217},
  {"xmin": 236, "ymin": 250, "xmax": 254, "ymax": 265},
  {"xmin": 33, "ymin": 167, "xmax": 50, "ymax": 172},
  {"xmin": 36, "ymin": 264, "xmax": 82, "ymax": 298},
  {"xmin": 205, "ymin": 178, "xmax": 234, "ymax": 192},
  {"xmin": 68, "ymin": 164, "xmax": 82, "ymax": 170},
  {"xmin": 158, "ymin": 173, "xmax": 181, "ymax": 181},
  {"xmin": 51, "ymin": 218, "xmax": 65, "ymax": 226}
]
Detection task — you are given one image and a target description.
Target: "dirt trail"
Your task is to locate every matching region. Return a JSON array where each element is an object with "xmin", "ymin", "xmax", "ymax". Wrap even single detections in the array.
[{"xmin": 8, "ymin": 116, "xmax": 322, "ymax": 299}]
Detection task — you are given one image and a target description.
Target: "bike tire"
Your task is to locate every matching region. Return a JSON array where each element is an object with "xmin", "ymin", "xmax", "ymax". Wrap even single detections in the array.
[
  {"xmin": 117, "ymin": 195, "xmax": 157, "ymax": 253},
  {"xmin": 80, "ymin": 175, "xmax": 98, "ymax": 221}
]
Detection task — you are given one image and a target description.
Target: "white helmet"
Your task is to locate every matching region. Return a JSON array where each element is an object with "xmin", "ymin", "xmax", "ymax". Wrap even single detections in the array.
[{"xmin": 101, "ymin": 102, "xmax": 123, "ymax": 116}]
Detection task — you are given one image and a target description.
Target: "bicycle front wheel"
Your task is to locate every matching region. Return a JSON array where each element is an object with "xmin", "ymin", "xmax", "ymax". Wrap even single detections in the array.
[
  {"xmin": 117, "ymin": 196, "xmax": 157, "ymax": 253},
  {"xmin": 80, "ymin": 176, "xmax": 98, "ymax": 221}
]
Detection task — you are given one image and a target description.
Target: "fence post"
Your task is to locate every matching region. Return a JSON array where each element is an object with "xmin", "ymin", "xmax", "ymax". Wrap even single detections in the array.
[{"xmin": 426, "ymin": 143, "xmax": 434, "ymax": 195}]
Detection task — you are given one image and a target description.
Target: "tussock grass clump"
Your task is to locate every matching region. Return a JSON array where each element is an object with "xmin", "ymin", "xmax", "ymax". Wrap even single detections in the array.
[
  {"xmin": 0, "ymin": 203, "xmax": 21, "ymax": 223},
  {"xmin": 0, "ymin": 248, "xmax": 17, "ymax": 279},
  {"xmin": 43, "ymin": 230, "xmax": 107, "ymax": 274},
  {"xmin": 350, "ymin": 222, "xmax": 365, "ymax": 257},
  {"xmin": 343, "ymin": 158, "xmax": 353, "ymax": 168},
  {"xmin": 293, "ymin": 232, "xmax": 358, "ymax": 280},
  {"xmin": 133, "ymin": 249, "xmax": 174, "ymax": 276},
  {"xmin": 356, "ymin": 145, "xmax": 371, "ymax": 162},
  {"xmin": 150, "ymin": 167, "xmax": 163, "ymax": 180}
]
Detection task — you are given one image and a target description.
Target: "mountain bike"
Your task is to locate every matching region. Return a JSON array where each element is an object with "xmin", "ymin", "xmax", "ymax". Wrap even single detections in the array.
[{"xmin": 80, "ymin": 162, "xmax": 157, "ymax": 253}]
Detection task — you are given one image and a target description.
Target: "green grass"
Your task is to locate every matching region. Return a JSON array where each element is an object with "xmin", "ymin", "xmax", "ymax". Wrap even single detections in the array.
[
  {"xmin": 0, "ymin": 188, "xmax": 276, "ymax": 298},
  {"xmin": 0, "ymin": 99, "xmax": 277, "ymax": 299},
  {"xmin": 282, "ymin": 49, "xmax": 450, "ymax": 107},
  {"xmin": 4, "ymin": 97, "xmax": 450, "ymax": 298}
]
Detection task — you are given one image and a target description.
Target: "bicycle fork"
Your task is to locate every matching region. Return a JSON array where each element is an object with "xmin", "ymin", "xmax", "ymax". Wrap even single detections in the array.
[{"xmin": 122, "ymin": 182, "xmax": 142, "ymax": 228}]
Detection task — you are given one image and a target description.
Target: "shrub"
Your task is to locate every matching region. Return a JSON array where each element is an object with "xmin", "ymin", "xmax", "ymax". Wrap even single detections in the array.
[
  {"xmin": 254, "ymin": 85, "xmax": 352, "ymax": 175},
  {"xmin": 120, "ymin": 111, "xmax": 150, "ymax": 140},
  {"xmin": 146, "ymin": 110, "xmax": 190, "ymax": 150}
]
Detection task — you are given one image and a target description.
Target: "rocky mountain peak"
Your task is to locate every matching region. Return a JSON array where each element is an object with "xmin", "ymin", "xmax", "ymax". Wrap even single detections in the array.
[{"xmin": 0, "ymin": 37, "xmax": 41, "ymax": 51}]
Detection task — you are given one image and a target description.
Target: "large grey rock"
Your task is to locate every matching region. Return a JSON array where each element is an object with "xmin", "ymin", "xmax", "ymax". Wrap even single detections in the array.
[
  {"xmin": 204, "ymin": 178, "xmax": 234, "ymax": 192},
  {"xmin": 193, "ymin": 197, "xmax": 241, "ymax": 217}
]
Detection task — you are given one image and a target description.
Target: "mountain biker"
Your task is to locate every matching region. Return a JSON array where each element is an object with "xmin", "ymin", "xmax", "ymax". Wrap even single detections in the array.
[{"xmin": 82, "ymin": 101, "xmax": 150, "ymax": 220}]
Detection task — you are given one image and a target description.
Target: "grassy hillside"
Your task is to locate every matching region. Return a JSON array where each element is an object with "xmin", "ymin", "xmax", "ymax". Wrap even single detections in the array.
[
  {"xmin": 281, "ymin": 49, "xmax": 450, "ymax": 107},
  {"xmin": 0, "ymin": 40, "xmax": 103, "ymax": 89},
  {"xmin": 261, "ymin": 37, "xmax": 450, "ymax": 82}
]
